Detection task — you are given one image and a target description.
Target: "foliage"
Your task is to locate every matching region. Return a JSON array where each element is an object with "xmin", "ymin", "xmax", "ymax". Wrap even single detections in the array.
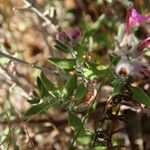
[{"xmin": 0, "ymin": 0, "xmax": 150, "ymax": 149}]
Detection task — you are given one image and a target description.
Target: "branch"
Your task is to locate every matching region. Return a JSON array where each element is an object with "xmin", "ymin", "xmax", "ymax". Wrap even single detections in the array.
[
  {"xmin": 0, "ymin": 64, "xmax": 31, "ymax": 99},
  {"xmin": 17, "ymin": 0, "xmax": 58, "ymax": 33},
  {"xmin": 0, "ymin": 51, "xmax": 58, "ymax": 74}
]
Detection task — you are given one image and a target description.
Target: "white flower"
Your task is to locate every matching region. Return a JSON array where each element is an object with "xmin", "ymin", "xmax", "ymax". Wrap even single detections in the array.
[{"xmin": 115, "ymin": 57, "xmax": 133, "ymax": 77}]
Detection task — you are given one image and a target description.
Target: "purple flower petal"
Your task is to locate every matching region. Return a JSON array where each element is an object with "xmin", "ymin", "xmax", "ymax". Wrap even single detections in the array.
[
  {"xmin": 138, "ymin": 36, "xmax": 150, "ymax": 51},
  {"xmin": 71, "ymin": 28, "xmax": 80, "ymax": 39},
  {"xmin": 125, "ymin": 7, "xmax": 150, "ymax": 33},
  {"xmin": 68, "ymin": 27, "xmax": 81, "ymax": 41}
]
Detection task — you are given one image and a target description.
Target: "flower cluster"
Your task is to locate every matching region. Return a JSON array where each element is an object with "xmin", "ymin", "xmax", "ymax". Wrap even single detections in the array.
[
  {"xmin": 58, "ymin": 27, "xmax": 81, "ymax": 44},
  {"xmin": 115, "ymin": 7, "xmax": 150, "ymax": 79}
]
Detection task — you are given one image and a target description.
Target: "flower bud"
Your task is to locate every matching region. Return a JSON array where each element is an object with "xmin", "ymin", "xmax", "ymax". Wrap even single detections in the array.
[
  {"xmin": 58, "ymin": 31, "xmax": 68, "ymax": 43},
  {"xmin": 68, "ymin": 27, "xmax": 81, "ymax": 42}
]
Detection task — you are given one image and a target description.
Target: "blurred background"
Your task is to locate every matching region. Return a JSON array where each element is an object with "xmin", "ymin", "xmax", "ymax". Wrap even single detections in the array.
[{"xmin": 0, "ymin": 0, "xmax": 150, "ymax": 149}]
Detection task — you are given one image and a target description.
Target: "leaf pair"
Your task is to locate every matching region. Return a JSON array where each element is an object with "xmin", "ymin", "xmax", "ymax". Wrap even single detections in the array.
[{"xmin": 25, "ymin": 72, "xmax": 57, "ymax": 116}]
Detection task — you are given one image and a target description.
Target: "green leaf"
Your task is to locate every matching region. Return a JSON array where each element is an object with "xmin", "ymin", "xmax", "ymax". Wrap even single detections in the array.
[
  {"xmin": 37, "ymin": 76, "xmax": 42, "ymax": 91},
  {"xmin": 48, "ymin": 58, "xmax": 76, "ymax": 69},
  {"xmin": 92, "ymin": 14, "xmax": 105, "ymax": 30},
  {"xmin": 54, "ymin": 40, "xmax": 71, "ymax": 53},
  {"xmin": 76, "ymin": 45, "xmax": 85, "ymax": 62},
  {"xmin": 74, "ymin": 82, "xmax": 88, "ymax": 102},
  {"xmin": 144, "ymin": 49, "xmax": 150, "ymax": 56},
  {"xmin": 32, "ymin": 90, "xmax": 39, "ymax": 97},
  {"xmin": 82, "ymin": 20, "xmax": 92, "ymax": 32},
  {"xmin": 25, "ymin": 101, "xmax": 56, "ymax": 116},
  {"xmin": 68, "ymin": 109, "xmax": 86, "ymax": 136},
  {"xmin": 83, "ymin": 68, "xmax": 98, "ymax": 80},
  {"xmin": 111, "ymin": 79, "xmax": 123, "ymax": 96},
  {"xmin": 130, "ymin": 86, "xmax": 150, "ymax": 105},
  {"xmin": 62, "ymin": 74, "xmax": 77, "ymax": 98},
  {"xmin": 27, "ymin": 97, "xmax": 41, "ymax": 104},
  {"xmin": 41, "ymin": 84, "xmax": 49, "ymax": 98},
  {"xmin": 83, "ymin": 67, "xmax": 113, "ymax": 80},
  {"xmin": 109, "ymin": 54, "xmax": 121, "ymax": 65},
  {"xmin": 36, "ymin": 76, "xmax": 49, "ymax": 98},
  {"xmin": 40, "ymin": 71, "xmax": 56, "ymax": 91},
  {"xmin": 77, "ymin": 133, "xmax": 91, "ymax": 145}
]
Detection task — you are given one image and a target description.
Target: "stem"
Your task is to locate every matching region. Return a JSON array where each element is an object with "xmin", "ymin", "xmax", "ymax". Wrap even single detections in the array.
[
  {"xmin": 0, "ymin": 64, "xmax": 31, "ymax": 98},
  {"xmin": 69, "ymin": 66, "xmax": 111, "ymax": 149},
  {"xmin": 21, "ymin": 0, "xmax": 58, "ymax": 32},
  {"xmin": 0, "ymin": 99, "xmax": 60, "ymax": 146},
  {"xmin": 0, "ymin": 51, "xmax": 57, "ymax": 74}
]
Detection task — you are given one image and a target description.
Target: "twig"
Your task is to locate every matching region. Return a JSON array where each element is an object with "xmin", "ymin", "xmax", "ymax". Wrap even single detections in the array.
[
  {"xmin": 14, "ymin": 104, "xmax": 36, "ymax": 150},
  {"xmin": 19, "ymin": 0, "xmax": 58, "ymax": 33},
  {"xmin": 0, "ymin": 99, "xmax": 60, "ymax": 146},
  {"xmin": 1, "ymin": 106, "xmax": 12, "ymax": 150},
  {"xmin": 0, "ymin": 51, "xmax": 58, "ymax": 74},
  {"xmin": 0, "ymin": 64, "xmax": 31, "ymax": 99}
]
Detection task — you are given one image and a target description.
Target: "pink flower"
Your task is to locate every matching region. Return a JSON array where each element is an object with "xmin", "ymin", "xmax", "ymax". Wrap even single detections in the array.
[
  {"xmin": 125, "ymin": 7, "xmax": 150, "ymax": 33},
  {"xmin": 131, "ymin": 36, "xmax": 150, "ymax": 57}
]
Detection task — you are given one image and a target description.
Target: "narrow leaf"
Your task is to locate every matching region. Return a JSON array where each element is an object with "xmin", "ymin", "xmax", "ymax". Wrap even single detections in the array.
[
  {"xmin": 68, "ymin": 109, "xmax": 85, "ymax": 136},
  {"xmin": 82, "ymin": 20, "xmax": 92, "ymax": 32},
  {"xmin": 74, "ymin": 82, "xmax": 88, "ymax": 102},
  {"xmin": 92, "ymin": 14, "xmax": 105, "ymax": 30},
  {"xmin": 27, "ymin": 97, "xmax": 41, "ymax": 104},
  {"xmin": 37, "ymin": 76, "xmax": 42, "ymax": 91},
  {"xmin": 48, "ymin": 58, "xmax": 76, "ymax": 69},
  {"xmin": 111, "ymin": 79, "xmax": 123, "ymax": 96},
  {"xmin": 54, "ymin": 40, "xmax": 71, "ymax": 53},
  {"xmin": 62, "ymin": 74, "xmax": 77, "ymax": 98},
  {"xmin": 36, "ymin": 76, "xmax": 49, "ymax": 98},
  {"xmin": 25, "ymin": 101, "xmax": 55, "ymax": 116},
  {"xmin": 40, "ymin": 71, "xmax": 56, "ymax": 91}
]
